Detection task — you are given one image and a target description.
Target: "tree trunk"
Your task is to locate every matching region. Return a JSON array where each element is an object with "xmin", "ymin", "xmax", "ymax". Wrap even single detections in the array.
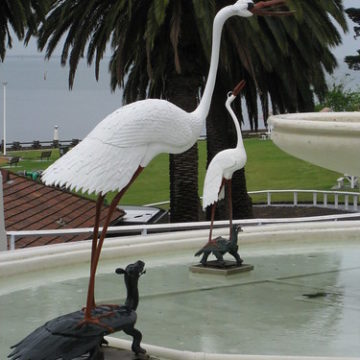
[
  {"xmin": 206, "ymin": 80, "xmax": 253, "ymax": 221},
  {"xmin": 166, "ymin": 75, "xmax": 202, "ymax": 222}
]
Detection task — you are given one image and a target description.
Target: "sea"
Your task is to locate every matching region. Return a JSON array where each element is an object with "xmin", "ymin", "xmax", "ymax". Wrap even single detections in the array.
[
  {"xmin": 0, "ymin": 56, "xmax": 124, "ymax": 143},
  {"xmin": 0, "ymin": 55, "xmax": 359, "ymax": 143}
]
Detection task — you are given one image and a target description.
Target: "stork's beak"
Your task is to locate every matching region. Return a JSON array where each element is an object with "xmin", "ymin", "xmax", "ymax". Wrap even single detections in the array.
[
  {"xmin": 232, "ymin": 80, "xmax": 246, "ymax": 96},
  {"xmin": 250, "ymin": 0, "xmax": 294, "ymax": 16}
]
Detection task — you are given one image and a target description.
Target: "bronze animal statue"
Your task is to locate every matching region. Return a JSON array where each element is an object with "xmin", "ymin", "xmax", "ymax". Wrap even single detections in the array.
[
  {"xmin": 195, "ymin": 225, "xmax": 243, "ymax": 267},
  {"xmin": 8, "ymin": 260, "xmax": 146, "ymax": 360}
]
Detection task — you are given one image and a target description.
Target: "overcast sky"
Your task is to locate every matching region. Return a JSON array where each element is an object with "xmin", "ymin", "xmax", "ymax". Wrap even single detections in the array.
[
  {"xmin": 4, "ymin": 0, "xmax": 360, "ymax": 61},
  {"xmin": 332, "ymin": 0, "xmax": 358, "ymax": 59}
]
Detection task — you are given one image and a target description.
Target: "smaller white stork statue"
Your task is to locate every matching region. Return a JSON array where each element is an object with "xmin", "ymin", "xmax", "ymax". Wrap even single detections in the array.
[{"xmin": 202, "ymin": 80, "xmax": 247, "ymax": 244}]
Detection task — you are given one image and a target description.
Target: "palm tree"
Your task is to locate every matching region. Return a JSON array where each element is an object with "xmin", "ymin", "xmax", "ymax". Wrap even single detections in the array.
[
  {"xmin": 204, "ymin": 0, "xmax": 346, "ymax": 220},
  {"xmin": 0, "ymin": 0, "xmax": 50, "ymax": 61},
  {"xmin": 38, "ymin": 0, "xmax": 209, "ymax": 222},
  {"xmin": 345, "ymin": 7, "xmax": 360, "ymax": 70},
  {"xmin": 37, "ymin": 0, "xmax": 346, "ymax": 222}
]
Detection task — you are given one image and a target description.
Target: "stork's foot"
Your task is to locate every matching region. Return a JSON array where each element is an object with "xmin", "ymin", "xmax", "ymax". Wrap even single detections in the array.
[{"xmin": 77, "ymin": 313, "xmax": 115, "ymax": 332}]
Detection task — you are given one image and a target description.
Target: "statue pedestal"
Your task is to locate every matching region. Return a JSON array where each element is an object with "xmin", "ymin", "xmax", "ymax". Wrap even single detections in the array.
[{"xmin": 189, "ymin": 261, "xmax": 254, "ymax": 275}]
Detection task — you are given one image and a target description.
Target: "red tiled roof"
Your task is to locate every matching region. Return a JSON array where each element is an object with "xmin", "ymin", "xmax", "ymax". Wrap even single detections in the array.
[{"xmin": 1, "ymin": 170, "xmax": 125, "ymax": 249}]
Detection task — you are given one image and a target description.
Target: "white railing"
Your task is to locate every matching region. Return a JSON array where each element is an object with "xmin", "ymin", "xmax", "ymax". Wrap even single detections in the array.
[
  {"xmin": 249, "ymin": 189, "xmax": 359, "ymax": 211},
  {"xmin": 146, "ymin": 189, "xmax": 360, "ymax": 211},
  {"xmin": 6, "ymin": 211, "xmax": 360, "ymax": 251}
]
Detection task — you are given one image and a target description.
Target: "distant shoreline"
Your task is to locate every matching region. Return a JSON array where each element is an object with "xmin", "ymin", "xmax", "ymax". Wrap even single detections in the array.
[{"xmin": 2, "ymin": 130, "xmax": 269, "ymax": 151}]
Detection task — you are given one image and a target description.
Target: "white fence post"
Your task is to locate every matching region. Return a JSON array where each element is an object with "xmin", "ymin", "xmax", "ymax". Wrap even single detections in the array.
[
  {"xmin": 293, "ymin": 192, "xmax": 298, "ymax": 206},
  {"xmin": 345, "ymin": 195, "xmax": 349, "ymax": 210},
  {"xmin": 313, "ymin": 192, "xmax": 317, "ymax": 206},
  {"xmin": 267, "ymin": 192, "xmax": 271, "ymax": 206},
  {"xmin": 10, "ymin": 234, "xmax": 15, "ymax": 250},
  {"xmin": 323, "ymin": 193, "xmax": 328, "ymax": 207}
]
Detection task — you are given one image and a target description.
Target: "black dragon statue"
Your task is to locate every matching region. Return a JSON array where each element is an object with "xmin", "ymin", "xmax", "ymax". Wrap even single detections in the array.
[
  {"xmin": 8, "ymin": 260, "xmax": 146, "ymax": 360},
  {"xmin": 195, "ymin": 225, "xmax": 243, "ymax": 267}
]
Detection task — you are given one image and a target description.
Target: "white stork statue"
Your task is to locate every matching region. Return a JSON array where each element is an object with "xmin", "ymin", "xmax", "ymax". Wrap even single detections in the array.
[
  {"xmin": 42, "ymin": 0, "xmax": 290, "ymax": 326},
  {"xmin": 202, "ymin": 80, "xmax": 247, "ymax": 244}
]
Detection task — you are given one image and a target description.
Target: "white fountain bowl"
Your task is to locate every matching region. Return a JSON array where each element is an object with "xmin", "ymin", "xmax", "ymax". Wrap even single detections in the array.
[{"xmin": 268, "ymin": 112, "xmax": 360, "ymax": 176}]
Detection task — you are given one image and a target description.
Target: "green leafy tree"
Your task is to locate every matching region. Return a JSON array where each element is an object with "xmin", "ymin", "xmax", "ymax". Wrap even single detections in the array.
[
  {"xmin": 316, "ymin": 82, "xmax": 360, "ymax": 111},
  {"xmin": 37, "ymin": 0, "xmax": 346, "ymax": 222},
  {"xmin": 0, "ymin": 0, "xmax": 50, "ymax": 61},
  {"xmin": 345, "ymin": 7, "xmax": 360, "ymax": 70}
]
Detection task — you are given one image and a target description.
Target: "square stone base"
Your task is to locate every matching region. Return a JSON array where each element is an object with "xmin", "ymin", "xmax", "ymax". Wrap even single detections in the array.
[{"xmin": 189, "ymin": 261, "xmax": 254, "ymax": 275}]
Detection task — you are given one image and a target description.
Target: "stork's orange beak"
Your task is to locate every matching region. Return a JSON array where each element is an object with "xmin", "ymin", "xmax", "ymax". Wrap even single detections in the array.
[
  {"xmin": 232, "ymin": 80, "xmax": 246, "ymax": 96},
  {"xmin": 250, "ymin": 0, "xmax": 294, "ymax": 16}
]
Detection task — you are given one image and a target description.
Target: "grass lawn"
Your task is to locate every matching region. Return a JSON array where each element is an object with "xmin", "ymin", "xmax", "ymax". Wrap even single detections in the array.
[
  {"xmin": 2, "ymin": 139, "xmax": 343, "ymax": 207},
  {"xmin": 244, "ymin": 139, "xmax": 342, "ymax": 203},
  {"xmin": 1, "ymin": 149, "xmax": 60, "ymax": 172}
]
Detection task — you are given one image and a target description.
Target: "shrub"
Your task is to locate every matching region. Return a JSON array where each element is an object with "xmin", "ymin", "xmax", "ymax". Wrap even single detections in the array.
[{"xmin": 315, "ymin": 82, "xmax": 360, "ymax": 112}]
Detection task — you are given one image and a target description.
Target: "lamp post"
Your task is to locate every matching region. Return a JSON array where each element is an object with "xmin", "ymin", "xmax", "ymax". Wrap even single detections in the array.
[
  {"xmin": 0, "ymin": 171, "xmax": 6, "ymax": 251},
  {"xmin": 2, "ymin": 82, "xmax": 7, "ymax": 156},
  {"xmin": 0, "ymin": 82, "xmax": 6, "ymax": 250}
]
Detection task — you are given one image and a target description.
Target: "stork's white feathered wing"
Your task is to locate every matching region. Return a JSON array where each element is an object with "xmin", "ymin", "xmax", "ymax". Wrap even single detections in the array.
[
  {"xmin": 202, "ymin": 149, "xmax": 241, "ymax": 209},
  {"xmin": 42, "ymin": 99, "xmax": 199, "ymax": 195}
]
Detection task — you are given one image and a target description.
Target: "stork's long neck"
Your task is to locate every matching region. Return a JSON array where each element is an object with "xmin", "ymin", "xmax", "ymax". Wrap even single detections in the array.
[
  {"xmin": 193, "ymin": 7, "xmax": 235, "ymax": 119},
  {"xmin": 124, "ymin": 274, "xmax": 140, "ymax": 311},
  {"xmin": 226, "ymin": 96, "xmax": 244, "ymax": 149}
]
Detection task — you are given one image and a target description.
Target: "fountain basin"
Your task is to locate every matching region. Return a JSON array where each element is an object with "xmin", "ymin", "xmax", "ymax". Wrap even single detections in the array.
[
  {"xmin": 1, "ymin": 223, "xmax": 360, "ymax": 360},
  {"xmin": 268, "ymin": 112, "xmax": 360, "ymax": 176}
]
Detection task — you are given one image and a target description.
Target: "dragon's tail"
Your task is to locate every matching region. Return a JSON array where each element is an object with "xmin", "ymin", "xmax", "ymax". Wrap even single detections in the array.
[{"xmin": 194, "ymin": 249, "xmax": 203, "ymax": 256}]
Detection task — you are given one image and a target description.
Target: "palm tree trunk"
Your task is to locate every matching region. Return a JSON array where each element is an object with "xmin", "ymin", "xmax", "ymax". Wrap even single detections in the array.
[
  {"xmin": 166, "ymin": 74, "xmax": 202, "ymax": 222},
  {"xmin": 231, "ymin": 169, "xmax": 253, "ymax": 219},
  {"xmin": 206, "ymin": 79, "xmax": 253, "ymax": 221}
]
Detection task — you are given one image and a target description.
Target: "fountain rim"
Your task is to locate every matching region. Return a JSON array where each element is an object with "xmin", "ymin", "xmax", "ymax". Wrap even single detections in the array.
[
  {"xmin": 268, "ymin": 112, "xmax": 360, "ymax": 134},
  {"xmin": 106, "ymin": 337, "xmax": 360, "ymax": 360}
]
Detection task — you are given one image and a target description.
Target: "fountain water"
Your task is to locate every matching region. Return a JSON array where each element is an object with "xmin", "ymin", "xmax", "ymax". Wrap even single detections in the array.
[{"xmin": 1, "ymin": 222, "xmax": 360, "ymax": 359}]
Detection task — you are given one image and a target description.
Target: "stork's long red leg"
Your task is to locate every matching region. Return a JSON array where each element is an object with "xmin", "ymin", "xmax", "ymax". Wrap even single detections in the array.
[
  {"xmin": 88, "ymin": 194, "xmax": 105, "ymax": 308},
  {"xmin": 84, "ymin": 166, "xmax": 144, "ymax": 321},
  {"xmin": 207, "ymin": 178, "xmax": 226, "ymax": 245},
  {"xmin": 208, "ymin": 202, "xmax": 217, "ymax": 244},
  {"xmin": 227, "ymin": 179, "xmax": 233, "ymax": 238}
]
